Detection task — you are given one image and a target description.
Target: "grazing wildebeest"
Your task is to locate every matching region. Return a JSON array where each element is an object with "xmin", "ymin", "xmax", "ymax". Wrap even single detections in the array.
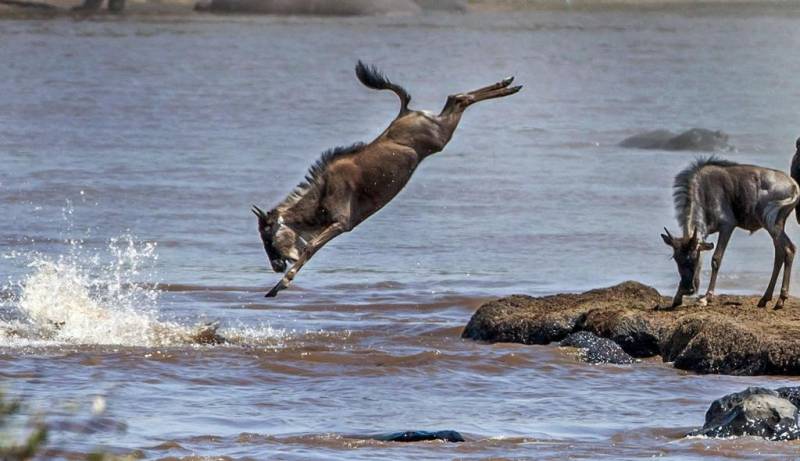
[
  {"xmin": 252, "ymin": 61, "xmax": 521, "ymax": 297},
  {"xmin": 661, "ymin": 156, "xmax": 800, "ymax": 309}
]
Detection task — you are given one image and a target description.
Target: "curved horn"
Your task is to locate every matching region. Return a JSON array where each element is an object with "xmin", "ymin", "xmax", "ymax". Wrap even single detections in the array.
[
  {"xmin": 251, "ymin": 205, "xmax": 268, "ymax": 219},
  {"xmin": 663, "ymin": 227, "xmax": 673, "ymax": 239}
]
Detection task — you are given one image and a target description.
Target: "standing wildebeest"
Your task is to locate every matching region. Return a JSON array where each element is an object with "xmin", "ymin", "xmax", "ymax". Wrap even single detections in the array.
[
  {"xmin": 661, "ymin": 156, "xmax": 800, "ymax": 309},
  {"xmin": 252, "ymin": 61, "xmax": 521, "ymax": 297}
]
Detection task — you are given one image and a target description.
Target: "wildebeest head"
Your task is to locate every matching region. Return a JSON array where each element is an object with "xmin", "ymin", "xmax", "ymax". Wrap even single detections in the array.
[
  {"xmin": 252, "ymin": 205, "xmax": 301, "ymax": 273},
  {"xmin": 661, "ymin": 228, "xmax": 714, "ymax": 306}
]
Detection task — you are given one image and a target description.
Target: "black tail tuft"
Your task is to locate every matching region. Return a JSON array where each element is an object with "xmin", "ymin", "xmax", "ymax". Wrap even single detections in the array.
[{"xmin": 355, "ymin": 60, "xmax": 410, "ymax": 115}]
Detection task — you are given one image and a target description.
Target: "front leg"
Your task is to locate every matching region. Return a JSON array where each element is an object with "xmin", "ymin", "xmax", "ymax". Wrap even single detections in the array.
[
  {"xmin": 265, "ymin": 223, "xmax": 346, "ymax": 297},
  {"xmin": 701, "ymin": 226, "xmax": 733, "ymax": 305}
]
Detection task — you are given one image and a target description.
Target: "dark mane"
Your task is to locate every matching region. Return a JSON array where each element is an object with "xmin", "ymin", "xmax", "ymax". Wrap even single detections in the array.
[
  {"xmin": 673, "ymin": 156, "xmax": 738, "ymax": 223},
  {"xmin": 282, "ymin": 142, "xmax": 366, "ymax": 207},
  {"xmin": 355, "ymin": 60, "xmax": 411, "ymax": 115}
]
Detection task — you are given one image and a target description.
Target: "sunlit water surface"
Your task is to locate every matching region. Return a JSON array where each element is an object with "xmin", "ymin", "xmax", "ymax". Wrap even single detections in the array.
[{"xmin": 2, "ymin": 7, "xmax": 800, "ymax": 459}]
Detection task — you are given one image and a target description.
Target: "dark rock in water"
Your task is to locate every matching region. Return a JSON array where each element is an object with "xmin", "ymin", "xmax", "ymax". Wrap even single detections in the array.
[
  {"xmin": 664, "ymin": 128, "xmax": 729, "ymax": 151},
  {"xmin": 619, "ymin": 128, "xmax": 730, "ymax": 152},
  {"xmin": 190, "ymin": 322, "xmax": 226, "ymax": 345},
  {"xmin": 619, "ymin": 129, "xmax": 674, "ymax": 149},
  {"xmin": 372, "ymin": 430, "xmax": 465, "ymax": 443},
  {"xmin": 691, "ymin": 387, "xmax": 800, "ymax": 440},
  {"xmin": 195, "ymin": 0, "xmax": 422, "ymax": 15},
  {"xmin": 412, "ymin": 0, "xmax": 467, "ymax": 11},
  {"xmin": 463, "ymin": 281, "xmax": 800, "ymax": 375},
  {"xmin": 559, "ymin": 331, "xmax": 634, "ymax": 364}
]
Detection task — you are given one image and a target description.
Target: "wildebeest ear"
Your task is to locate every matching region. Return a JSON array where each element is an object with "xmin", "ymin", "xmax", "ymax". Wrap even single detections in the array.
[
  {"xmin": 796, "ymin": 136, "xmax": 800, "ymax": 150},
  {"xmin": 699, "ymin": 241, "xmax": 714, "ymax": 251}
]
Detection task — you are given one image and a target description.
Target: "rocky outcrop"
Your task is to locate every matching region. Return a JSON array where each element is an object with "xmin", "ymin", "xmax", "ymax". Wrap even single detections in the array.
[
  {"xmin": 463, "ymin": 281, "xmax": 800, "ymax": 375},
  {"xmin": 559, "ymin": 331, "xmax": 634, "ymax": 364},
  {"xmin": 691, "ymin": 387, "xmax": 800, "ymax": 440},
  {"xmin": 620, "ymin": 128, "xmax": 731, "ymax": 152}
]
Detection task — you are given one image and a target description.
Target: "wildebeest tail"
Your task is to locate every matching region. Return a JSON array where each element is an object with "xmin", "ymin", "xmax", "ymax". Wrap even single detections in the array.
[
  {"xmin": 765, "ymin": 184, "xmax": 800, "ymax": 229},
  {"xmin": 792, "ymin": 137, "xmax": 800, "ymax": 223},
  {"xmin": 355, "ymin": 60, "xmax": 411, "ymax": 116}
]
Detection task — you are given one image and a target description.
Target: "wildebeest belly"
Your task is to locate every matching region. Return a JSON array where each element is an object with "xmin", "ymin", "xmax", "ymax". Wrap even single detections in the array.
[{"xmin": 353, "ymin": 150, "xmax": 419, "ymax": 221}]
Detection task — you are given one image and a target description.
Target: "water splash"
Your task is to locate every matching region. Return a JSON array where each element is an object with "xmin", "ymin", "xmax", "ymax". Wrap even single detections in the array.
[
  {"xmin": 1, "ymin": 235, "xmax": 177, "ymax": 347},
  {"xmin": 1, "ymin": 233, "xmax": 292, "ymax": 349}
]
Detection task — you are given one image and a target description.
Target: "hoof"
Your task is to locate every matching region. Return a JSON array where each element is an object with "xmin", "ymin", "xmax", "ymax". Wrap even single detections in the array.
[
  {"xmin": 757, "ymin": 298, "xmax": 769, "ymax": 308},
  {"xmin": 774, "ymin": 299, "xmax": 786, "ymax": 310}
]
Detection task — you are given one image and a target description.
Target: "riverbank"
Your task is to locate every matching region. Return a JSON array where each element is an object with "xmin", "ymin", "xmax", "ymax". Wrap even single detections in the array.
[
  {"xmin": 470, "ymin": 0, "xmax": 800, "ymax": 10},
  {"xmin": 1, "ymin": 0, "xmax": 797, "ymax": 19},
  {"xmin": 463, "ymin": 281, "xmax": 800, "ymax": 375}
]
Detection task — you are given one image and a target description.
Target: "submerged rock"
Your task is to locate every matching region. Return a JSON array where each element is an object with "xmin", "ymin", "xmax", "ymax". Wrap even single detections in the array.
[
  {"xmin": 372, "ymin": 430, "xmax": 465, "ymax": 443},
  {"xmin": 559, "ymin": 331, "xmax": 634, "ymax": 364},
  {"xmin": 620, "ymin": 128, "xmax": 731, "ymax": 152},
  {"xmin": 412, "ymin": 0, "xmax": 467, "ymax": 11},
  {"xmin": 188, "ymin": 321, "xmax": 227, "ymax": 345},
  {"xmin": 692, "ymin": 387, "xmax": 800, "ymax": 440},
  {"xmin": 463, "ymin": 281, "xmax": 800, "ymax": 375}
]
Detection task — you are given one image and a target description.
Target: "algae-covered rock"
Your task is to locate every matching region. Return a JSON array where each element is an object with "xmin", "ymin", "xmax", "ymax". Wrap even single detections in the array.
[{"xmin": 463, "ymin": 281, "xmax": 800, "ymax": 375}]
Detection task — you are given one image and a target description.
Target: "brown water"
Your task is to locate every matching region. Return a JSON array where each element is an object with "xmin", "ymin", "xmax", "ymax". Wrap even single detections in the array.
[{"xmin": 2, "ymin": 7, "xmax": 800, "ymax": 460}]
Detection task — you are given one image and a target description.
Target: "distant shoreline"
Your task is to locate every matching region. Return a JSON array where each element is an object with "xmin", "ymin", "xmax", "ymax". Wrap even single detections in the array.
[
  {"xmin": 1, "ymin": 0, "xmax": 798, "ymax": 20},
  {"xmin": 470, "ymin": 0, "xmax": 799, "ymax": 8}
]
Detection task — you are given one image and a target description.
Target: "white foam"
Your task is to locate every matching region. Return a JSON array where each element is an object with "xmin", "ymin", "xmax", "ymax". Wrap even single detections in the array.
[
  {"xmin": 1, "ymin": 236, "xmax": 197, "ymax": 348},
  {"xmin": 1, "ymin": 233, "xmax": 290, "ymax": 349}
]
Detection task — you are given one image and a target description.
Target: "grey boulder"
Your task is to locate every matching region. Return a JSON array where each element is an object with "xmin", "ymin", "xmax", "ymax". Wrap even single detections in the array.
[
  {"xmin": 620, "ymin": 128, "xmax": 730, "ymax": 152},
  {"xmin": 691, "ymin": 387, "xmax": 800, "ymax": 440}
]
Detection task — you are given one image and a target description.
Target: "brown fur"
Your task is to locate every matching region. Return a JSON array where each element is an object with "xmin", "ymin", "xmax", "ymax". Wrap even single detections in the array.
[{"xmin": 253, "ymin": 61, "xmax": 521, "ymax": 297}]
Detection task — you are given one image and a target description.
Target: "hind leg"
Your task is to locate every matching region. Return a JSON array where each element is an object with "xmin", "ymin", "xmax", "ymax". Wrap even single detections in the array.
[
  {"xmin": 775, "ymin": 231, "xmax": 795, "ymax": 310},
  {"xmin": 759, "ymin": 230, "xmax": 786, "ymax": 308}
]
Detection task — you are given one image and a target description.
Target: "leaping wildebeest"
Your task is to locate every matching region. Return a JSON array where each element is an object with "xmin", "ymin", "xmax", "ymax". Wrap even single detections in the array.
[
  {"xmin": 252, "ymin": 61, "xmax": 521, "ymax": 297},
  {"xmin": 661, "ymin": 155, "xmax": 800, "ymax": 309}
]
